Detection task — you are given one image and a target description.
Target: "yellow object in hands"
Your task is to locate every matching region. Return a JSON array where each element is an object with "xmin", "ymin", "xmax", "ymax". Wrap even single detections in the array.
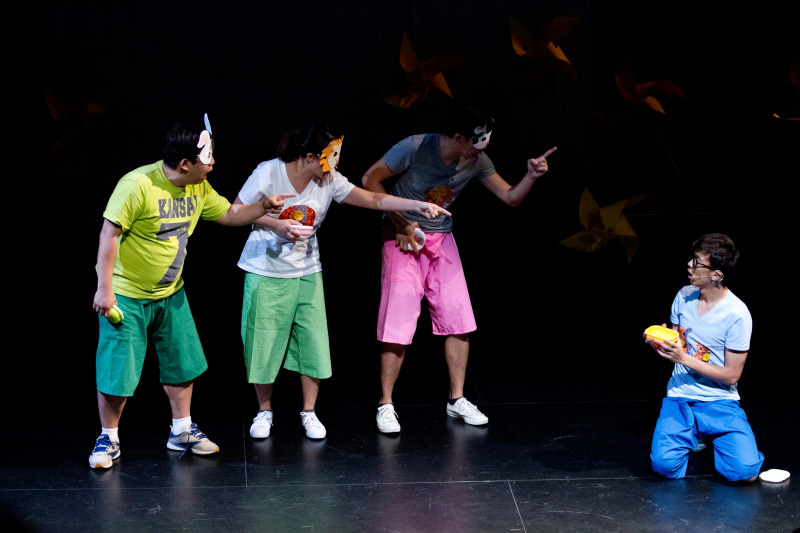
[{"xmin": 644, "ymin": 325, "xmax": 678, "ymax": 344}]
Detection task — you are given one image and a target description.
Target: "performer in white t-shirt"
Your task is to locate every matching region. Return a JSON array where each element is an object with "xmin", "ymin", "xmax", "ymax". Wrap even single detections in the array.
[{"xmin": 235, "ymin": 125, "xmax": 450, "ymax": 440}]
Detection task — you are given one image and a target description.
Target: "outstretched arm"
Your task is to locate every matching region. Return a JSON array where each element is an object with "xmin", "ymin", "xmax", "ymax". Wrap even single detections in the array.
[
  {"xmin": 342, "ymin": 187, "xmax": 450, "ymax": 218},
  {"xmin": 93, "ymin": 219, "xmax": 122, "ymax": 318},
  {"xmin": 482, "ymin": 147, "xmax": 557, "ymax": 207},
  {"xmin": 215, "ymin": 193, "xmax": 297, "ymax": 226},
  {"xmin": 361, "ymin": 158, "xmax": 415, "ymax": 229},
  {"xmin": 361, "ymin": 158, "xmax": 449, "ymax": 253}
]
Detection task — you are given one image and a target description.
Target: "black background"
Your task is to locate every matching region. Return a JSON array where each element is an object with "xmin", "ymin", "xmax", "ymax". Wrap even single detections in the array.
[{"xmin": 6, "ymin": 0, "xmax": 799, "ymax": 428}]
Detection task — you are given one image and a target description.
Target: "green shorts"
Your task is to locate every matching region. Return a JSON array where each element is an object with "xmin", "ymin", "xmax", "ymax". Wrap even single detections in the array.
[
  {"xmin": 241, "ymin": 272, "xmax": 331, "ymax": 383},
  {"xmin": 96, "ymin": 288, "xmax": 207, "ymax": 396}
]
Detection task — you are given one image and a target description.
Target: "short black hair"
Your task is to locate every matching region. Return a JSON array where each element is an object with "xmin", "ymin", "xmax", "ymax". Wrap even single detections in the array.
[
  {"xmin": 442, "ymin": 102, "xmax": 494, "ymax": 140},
  {"xmin": 162, "ymin": 122, "xmax": 208, "ymax": 169},
  {"xmin": 692, "ymin": 233, "xmax": 740, "ymax": 283},
  {"xmin": 276, "ymin": 125, "xmax": 342, "ymax": 163}
]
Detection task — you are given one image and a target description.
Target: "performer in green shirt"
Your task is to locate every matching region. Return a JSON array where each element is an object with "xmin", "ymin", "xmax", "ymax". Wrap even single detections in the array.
[{"xmin": 89, "ymin": 115, "xmax": 294, "ymax": 469}]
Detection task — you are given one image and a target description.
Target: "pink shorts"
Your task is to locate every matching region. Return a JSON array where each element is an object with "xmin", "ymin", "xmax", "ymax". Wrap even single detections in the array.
[{"xmin": 377, "ymin": 230, "xmax": 476, "ymax": 344}]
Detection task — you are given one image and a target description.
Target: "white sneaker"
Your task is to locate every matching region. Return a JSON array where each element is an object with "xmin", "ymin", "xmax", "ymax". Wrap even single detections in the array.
[
  {"xmin": 300, "ymin": 411, "xmax": 326, "ymax": 439},
  {"xmin": 376, "ymin": 404, "xmax": 401, "ymax": 433},
  {"xmin": 250, "ymin": 410, "xmax": 274, "ymax": 439},
  {"xmin": 446, "ymin": 398, "xmax": 488, "ymax": 426}
]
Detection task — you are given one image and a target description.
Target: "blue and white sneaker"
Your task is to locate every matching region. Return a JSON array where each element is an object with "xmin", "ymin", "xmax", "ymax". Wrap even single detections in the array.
[
  {"xmin": 166, "ymin": 423, "xmax": 219, "ymax": 455},
  {"xmin": 89, "ymin": 434, "xmax": 121, "ymax": 469}
]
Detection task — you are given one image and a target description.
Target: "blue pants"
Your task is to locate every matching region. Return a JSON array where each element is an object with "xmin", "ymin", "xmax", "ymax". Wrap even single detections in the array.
[{"xmin": 651, "ymin": 397, "xmax": 764, "ymax": 481}]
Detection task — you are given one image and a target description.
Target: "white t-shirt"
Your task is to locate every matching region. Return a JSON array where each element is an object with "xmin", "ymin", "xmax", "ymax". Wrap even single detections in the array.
[
  {"xmin": 666, "ymin": 285, "xmax": 753, "ymax": 401},
  {"xmin": 236, "ymin": 158, "xmax": 355, "ymax": 278}
]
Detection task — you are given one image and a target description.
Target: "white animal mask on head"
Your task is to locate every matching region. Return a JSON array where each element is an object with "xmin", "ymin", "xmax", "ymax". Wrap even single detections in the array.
[
  {"xmin": 197, "ymin": 113, "xmax": 214, "ymax": 164},
  {"xmin": 472, "ymin": 124, "xmax": 492, "ymax": 150}
]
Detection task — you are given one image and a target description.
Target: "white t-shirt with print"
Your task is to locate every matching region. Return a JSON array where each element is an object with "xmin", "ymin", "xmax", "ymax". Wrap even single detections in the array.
[{"xmin": 236, "ymin": 158, "xmax": 355, "ymax": 278}]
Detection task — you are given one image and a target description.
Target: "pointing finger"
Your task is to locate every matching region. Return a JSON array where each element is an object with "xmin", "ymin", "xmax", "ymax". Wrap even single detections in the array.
[{"xmin": 538, "ymin": 146, "xmax": 558, "ymax": 159}]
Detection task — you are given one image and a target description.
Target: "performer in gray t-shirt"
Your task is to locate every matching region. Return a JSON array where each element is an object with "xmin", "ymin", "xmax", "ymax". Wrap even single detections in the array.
[{"xmin": 362, "ymin": 102, "xmax": 556, "ymax": 434}]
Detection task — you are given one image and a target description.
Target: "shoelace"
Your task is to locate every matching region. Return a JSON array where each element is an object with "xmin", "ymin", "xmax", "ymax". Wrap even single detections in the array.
[
  {"xmin": 378, "ymin": 406, "xmax": 398, "ymax": 422},
  {"xmin": 94, "ymin": 437, "xmax": 111, "ymax": 453},
  {"xmin": 254, "ymin": 412, "xmax": 272, "ymax": 424},
  {"xmin": 303, "ymin": 414, "xmax": 323, "ymax": 430},
  {"xmin": 176, "ymin": 424, "xmax": 206, "ymax": 459},
  {"xmin": 456, "ymin": 400, "xmax": 481, "ymax": 415}
]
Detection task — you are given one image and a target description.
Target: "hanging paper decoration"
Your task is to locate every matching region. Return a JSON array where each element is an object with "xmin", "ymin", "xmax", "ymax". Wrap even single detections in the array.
[
  {"xmin": 384, "ymin": 32, "xmax": 467, "ymax": 109},
  {"xmin": 510, "ymin": 16, "xmax": 579, "ymax": 84},
  {"xmin": 613, "ymin": 57, "xmax": 686, "ymax": 116},
  {"xmin": 559, "ymin": 188, "xmax": 651, "ymax": 262}
]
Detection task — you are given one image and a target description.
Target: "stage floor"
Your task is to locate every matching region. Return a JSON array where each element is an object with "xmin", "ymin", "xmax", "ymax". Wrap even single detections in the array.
[{"xmin": 1, "ymin": 399, "xmax": 797, "ymax": 532}]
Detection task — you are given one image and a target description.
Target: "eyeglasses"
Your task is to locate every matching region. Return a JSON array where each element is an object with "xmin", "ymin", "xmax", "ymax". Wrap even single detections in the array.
[{"xmin": 690, "ymin": 257, "xmax": 713, "ymax": 270}]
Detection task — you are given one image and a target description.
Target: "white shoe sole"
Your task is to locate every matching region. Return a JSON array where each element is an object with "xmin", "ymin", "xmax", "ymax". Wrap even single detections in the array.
[
  {"xmin": 89, "ymin": 450, "xmax": 120, "ymax": 469},
  {"xmin": 250, "ymin": 425, "xmax": 272, "ymax": 439},
  {"xmin": 166, "ymin": 442, "xmax": 220, "ymax": 455},
  {"xmin": 446, "ymin": 411, "xmax": 489, "ymax": 426},
  {"xmin": 377, "ymin": 423, "xmax": 401, "ymax": 434}
]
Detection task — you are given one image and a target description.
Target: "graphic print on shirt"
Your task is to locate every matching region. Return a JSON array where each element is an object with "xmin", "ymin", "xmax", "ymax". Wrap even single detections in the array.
[
  {"xmin": 279, "ymin": 205, "xmax": 316, "ymax": 226},
  {"xmin": 694, "ymin": 342, "xmax": 711, "ymax": 362},
  {"xmin": 157, "ymin": 222, "xmax": 191, "ymax": 284},
  {"xmin": 679, "ymin": 326, "xmax": 711, "ymax": 363},
  {"xmin": 425, "ymin": 186, "xmax": 455, "ymax": 207},
  {"xmin": 156, "ymin": 195, "xmax": 198, "ymax": 284},
  {"xmin": 677, "ymin": 327, "xmax": 689, "ymax": 353}
]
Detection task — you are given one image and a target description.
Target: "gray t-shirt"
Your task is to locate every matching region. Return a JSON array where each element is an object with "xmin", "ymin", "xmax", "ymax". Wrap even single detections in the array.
[{"xmin": 383, "ymin": 134, "xmax": 496, "ymax": 232}]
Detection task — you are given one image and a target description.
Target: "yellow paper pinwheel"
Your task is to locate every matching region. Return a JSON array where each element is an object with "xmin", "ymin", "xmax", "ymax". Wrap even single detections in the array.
[
  {"xmin": 614, "ymin": 57, "xmax": 686, "ymax": 115},
  {"xmin": 559, "ymin": 188, "xmax": 651, "ymax": 262},
  {"xmin": 384, "ymin": 32, "xmax": 467, "ymax": 109},
  {"xmin": 510, "ymin": 16, "xmax": 579, "ymax": 84}
]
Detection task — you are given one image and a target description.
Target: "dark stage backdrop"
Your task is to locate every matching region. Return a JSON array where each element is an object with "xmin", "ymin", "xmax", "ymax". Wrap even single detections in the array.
[{"xmin": 7, "ymin": 1, "xmax": 798, "ymax": 425}]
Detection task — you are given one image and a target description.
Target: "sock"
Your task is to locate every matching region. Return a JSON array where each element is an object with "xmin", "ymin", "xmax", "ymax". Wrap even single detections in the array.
[
  {"xmin": 448, "ymin": 397, "xmax": 463, "ymax": 405},
  {"xmin": 300, "ymin": 409, "xmax": 315, "ymax": 414},
  {"xmin": 102, "ymin": 427, "xmax": 119, "ymax": 443},
  {"xmin": 172, "ymin": 416, "xmax": 192, "ymax": 434}
]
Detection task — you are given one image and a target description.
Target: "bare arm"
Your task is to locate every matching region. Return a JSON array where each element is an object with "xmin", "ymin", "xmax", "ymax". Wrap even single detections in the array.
[
  {"xmin": 232, "ymin": 195, "xmax": 305, "ymax": 241},
  {"xmin": 215, "ymin": 193, "xmax": 297, "ymax": 226},
  {"xmin": 93, "ymin": 219, "xmax": 122, "ymax": 317},
  {"xmin": 360, "ymin": 158, "xmax": 450, "ymax": 253},
  {"xmin": 645, "ymin": 323, "xmax": 749, "ymax": 385},
  {"xmin": 361, "ymin": 158, "xmax": 413, "ymax": 229},
  {"xmin": 482, "ymin": 147, "xmax": 557, "ymax": 207},
  {"xmin": 342, "ymin": 187, "xmax": 451, "ymax": 218}
]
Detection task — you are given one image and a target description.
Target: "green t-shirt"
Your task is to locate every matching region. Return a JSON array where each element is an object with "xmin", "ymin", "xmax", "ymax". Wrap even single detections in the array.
[{"xmin": 102, "ymin": 161, "xmax": 232, "ymax": 299}]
